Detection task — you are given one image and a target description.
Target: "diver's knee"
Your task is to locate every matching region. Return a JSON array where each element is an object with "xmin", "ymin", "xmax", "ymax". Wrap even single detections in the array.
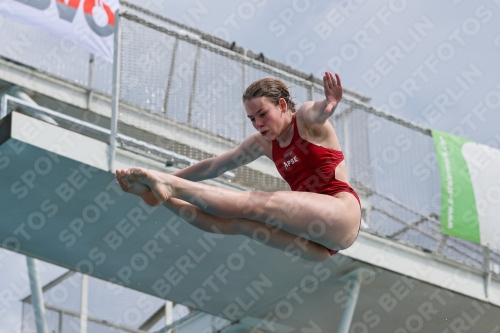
[{"xmin": 241, "ymin": 191, "xmax": 269, "ymax": 219}]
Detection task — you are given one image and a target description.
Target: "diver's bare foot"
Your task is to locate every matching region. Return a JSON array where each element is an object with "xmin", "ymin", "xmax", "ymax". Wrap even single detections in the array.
[
  {"xmin": 126, "ymin": 167, "xmax": 173, "ymax": 204},
  {"xmin": 115, "ymin": 169, "xmax": 161, "ymax": 206}
]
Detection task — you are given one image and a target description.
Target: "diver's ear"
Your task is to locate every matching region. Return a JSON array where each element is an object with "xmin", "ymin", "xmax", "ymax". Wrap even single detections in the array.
[{"xmin": 278, "ymin": 98, "xmax": 287, "ymax": 113}]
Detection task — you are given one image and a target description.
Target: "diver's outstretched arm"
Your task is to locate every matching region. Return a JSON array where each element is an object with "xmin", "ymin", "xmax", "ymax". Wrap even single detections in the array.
[
  {"xmin": 301, "ymin": 72, "xmax": 343, "ymax": 125},
  {"xmin": 171, "ymin": 131, "xmax": 267, "ymax": 182}
]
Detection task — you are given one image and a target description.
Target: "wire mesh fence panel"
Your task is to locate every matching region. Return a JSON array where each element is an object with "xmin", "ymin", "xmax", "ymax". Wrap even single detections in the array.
[
  {"xmin": 445, "ymin": 237, "xmax": 485, "ymax": 264},
  {"xmin": 491, "ymin": 250, "xmax": 500, "ymax": 274},
  {"xmin": 92, "ymin": 56, "xmax": 114, "ymax": 95},
  {"xmin": 190, "ymin": 49, "xmax": 245, "ymax": 142},
  {"xmin": 44, "ymin": 273, "xmax": 82, "ymax": 313},
  {"xmin": 86, "ymin": 277, "xmax": 166, "ymax": 329},
  {"xmin": 367, "ymin": 115, "xmax": 441, "ymax": 214},
  {"xmin": 0, "ymin": 17, "xmax": 91, "ymax": 85},
  {"xmin": 21, "ymin": 273, "xmax": 187, "ymax": 333},
  {"xmin": 440, "ymin": 243, "xmax": 481, "ymax": 268},
  {"xmin": 165, "ymin": 40, "xmax": 198, "ymax": 123},
  {"xmin": 332, "ymin": 107, "xmax": 374, "ymax": 190},
  {"xmin": 120, "ymin": 19, "xmax": 177, "ymax": 113},
  {"xmin": 22, "ymin": 305, "xmax": 66, "ymax": 333},
  {"xmin": 369, "ymin": 209, "xmax": 408, "ymax": 237},
  {"xmin": 396, "ymin": 228, "xmax": 439, "ymax": 253},
  {"xmin": 346, "ymin": 109, "xmax": 374, "ymax": 189}
]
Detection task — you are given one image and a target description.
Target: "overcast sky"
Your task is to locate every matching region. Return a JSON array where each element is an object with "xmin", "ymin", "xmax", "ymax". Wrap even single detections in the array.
[{"xmin": 129, "ymin": 0, "xmax": 500, "ymax": 146}]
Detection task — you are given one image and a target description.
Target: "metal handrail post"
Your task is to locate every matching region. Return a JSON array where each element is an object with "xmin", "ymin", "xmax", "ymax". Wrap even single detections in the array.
[
  {"xmin": 80, "ymin": 274, "xmax": 89, "ymax": 333},
  {"xmin": 187, "ymin": 45, "xmax": 201, "ymax": 125},
  {"xmin": 26, "ymin": 257, "xmax": 49, "ymax": 333},
  {"xmin": 163, "ymin": 39, "xmax": 179, "ymax": 114},
  {"xmin": 484, "ymin": 244, "xmax": 492, "ymax": 299},
  {"xmin": 0, "ymin": 95, "xmax": 7, "ymax": 118},
  {"xmin": 87, "ymin": 54, "xmax": 95, "ymax": 109},
  {"xmin": 109, "ymin": 9, "xmax": 122, "ymax": 172},
  {"xmin": 242, "ymin": 48, "xmax": 248, "ymax": 138},
  {"xmin": 165, "ymin": 301, "xmax": 173, "ymax": 333}
]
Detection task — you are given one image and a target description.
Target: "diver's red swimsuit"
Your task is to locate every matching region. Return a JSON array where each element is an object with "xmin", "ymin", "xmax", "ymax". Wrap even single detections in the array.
[{"xmin": 271, "ymin": 114, "xmax": 361, "ymax": 255}]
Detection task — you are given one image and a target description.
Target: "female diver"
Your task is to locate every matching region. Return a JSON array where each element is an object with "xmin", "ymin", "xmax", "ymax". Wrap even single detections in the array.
[{"xmin": 115, "ymin": 72, "xmax": 361, "ymax": 262}]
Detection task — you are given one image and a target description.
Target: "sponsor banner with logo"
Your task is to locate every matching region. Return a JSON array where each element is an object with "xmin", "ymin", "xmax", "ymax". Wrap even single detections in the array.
[
  {"xmin": 432, "ymin": 130, "xmax": 500, "ymax": 250},
  {"xmin": 0, "ymin": 0, "xmax": 119, "ymax": 62}
]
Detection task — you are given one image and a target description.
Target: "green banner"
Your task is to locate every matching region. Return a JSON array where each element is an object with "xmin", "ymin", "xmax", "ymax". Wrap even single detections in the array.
[{"xmin": 432, "ymin": 130, "xmax": 500, "ymax": 250}]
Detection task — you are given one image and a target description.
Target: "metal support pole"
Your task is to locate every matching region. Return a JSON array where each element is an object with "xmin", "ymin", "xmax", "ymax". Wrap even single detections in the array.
[
  {"xmin": 109, "ymin": 9, "xmax": 122, "ymax": 172},
  {"xmin": 485, "ymin": 270, "xmax": 492, "ymax": 300},
  {"xmin": 21, "ymin": 301, "xmax": 25, "ymax": 333},
  {"xmin": 187, "ymin": 45, "xmax": 201, "ymax": 125},
  {"xmin": 337, "ymin": 277, "xmax": 361, "ymax": 333},
  {"xmin": 165, "ymin": 301, "xmax": 173, "ymax": 333},
  {"xmin": 436, "ymin": 234, "xmax": 448, "ymax": 254},
  {"xmin": 483, "ymin": 244, "xmax": 492, "ymax": 299},
  {"xmin": 337, "ymin": 268, "xmax": 375, "ymax": 333},
  {"xmin": 87, "ymin": 54, "xmax": 95, "ymax": 109},
  {"xmin": 26, "ymin": 257, "xmax": 49, "ymax": 333},
  {"xmin": 58, "ymin": 309, "xmax": 63, "ymax": 333},
  {"xmin": 80, "ymin": 274, "xmax": 89, "ymax": 333},
  {"xmin": 343, "ymin": 110, "xmax": 350, "ymax": 167},
  {"xmin": 242, "ymin": 48, "xmax": 248, "ymax": 138},
  {"xmin": 0, "ymin": 94, "xmax": 7, "ymax": 118},
  {"xmin": 163, "ymin": 38, "xmax": 179, "ymax": 115}
]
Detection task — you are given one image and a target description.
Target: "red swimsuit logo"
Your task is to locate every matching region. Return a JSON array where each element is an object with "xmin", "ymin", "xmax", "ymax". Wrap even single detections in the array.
[{"xmin": 283, "ymin": 154, "xmax": 299, "ymax": 170}]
